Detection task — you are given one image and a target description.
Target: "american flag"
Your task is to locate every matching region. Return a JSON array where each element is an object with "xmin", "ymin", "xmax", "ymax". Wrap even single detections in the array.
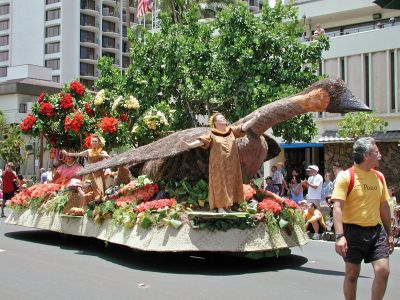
[{"xmin": 136, "ymin": 0, "xmax": 153, "ymax": 19}]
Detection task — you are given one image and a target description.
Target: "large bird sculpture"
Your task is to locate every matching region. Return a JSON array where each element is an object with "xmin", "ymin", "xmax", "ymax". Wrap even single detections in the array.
[{"xmin": 78, "ymin": 78, "xmax": 370, "ymax": 182}]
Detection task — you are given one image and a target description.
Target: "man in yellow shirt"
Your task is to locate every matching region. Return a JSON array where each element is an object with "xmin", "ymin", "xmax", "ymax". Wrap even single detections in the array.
[{"xmin": 332, "ymin": 137, "xmax": 394, "ymax": 300}]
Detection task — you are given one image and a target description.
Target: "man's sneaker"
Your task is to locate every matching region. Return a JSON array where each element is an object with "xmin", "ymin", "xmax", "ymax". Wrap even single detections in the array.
[{"xmin": 312, "ymin": 233, "xmax": 321, "ymax": 240}]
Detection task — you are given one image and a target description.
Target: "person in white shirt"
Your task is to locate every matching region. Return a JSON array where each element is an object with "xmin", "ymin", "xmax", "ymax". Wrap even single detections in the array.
[
  {"xmin": 303, "ymin": 165, "xmax": 323, "ymax": 209},
  {"xmin": 271, "ymin": 165, "xmax": 284, "ymax": 196}
]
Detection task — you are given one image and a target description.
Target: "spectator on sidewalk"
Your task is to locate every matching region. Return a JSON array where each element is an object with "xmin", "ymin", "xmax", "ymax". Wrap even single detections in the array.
[
  {"xmin": 332, "ymin": 162, "xmax": 345, "ymax": 188},
  {"xmin": 304, "ymin": 202, "xmax": 327, "ymax": 240},
  {"xmin": 289, "ymin": 175, "xmax": 303, "ymax": 203},
  {"xmin": 322, "ymin": 171, "xmax": 334, "ymax": 207},
  {"xmin": 1, "ymin": 162, "xmax": 17, "ymax": 218},
  {"xmin": 271, "ymin": 165, "xmax": 284, "ymax": 196},
  {"xmin": 303, "ymin": 165, "xmax": 323, "ymax": 209}
]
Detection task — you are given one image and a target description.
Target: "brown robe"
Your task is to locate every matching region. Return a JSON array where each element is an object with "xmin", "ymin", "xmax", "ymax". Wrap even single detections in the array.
[
  {"xmin": 85, "ymin": 151, "xmax": 106, "ymax": 199},
  {"xmin": 199, "ymin": 125, "xmax": 245, "ymax": 209}
]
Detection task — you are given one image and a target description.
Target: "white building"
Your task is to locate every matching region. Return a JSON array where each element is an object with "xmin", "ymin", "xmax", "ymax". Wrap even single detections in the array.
[
  {"xmin": 0, "ymin": 0, "xmax": 136, "ymax": 89},
  {"xmin": 265, "ymin": 0, "xmax": 400, "ymax": 178}
]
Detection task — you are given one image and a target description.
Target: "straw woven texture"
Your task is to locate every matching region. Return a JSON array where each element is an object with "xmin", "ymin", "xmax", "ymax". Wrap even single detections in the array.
[{"xmin": 6, "ymin": 209, "xmax": 308, "ymax": 252}]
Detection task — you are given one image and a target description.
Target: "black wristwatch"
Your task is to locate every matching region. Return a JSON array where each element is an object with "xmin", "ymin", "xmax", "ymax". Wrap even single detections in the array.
[{"xmin": 335, "ymin": 233, "xmax": 345, "ymax": 241}]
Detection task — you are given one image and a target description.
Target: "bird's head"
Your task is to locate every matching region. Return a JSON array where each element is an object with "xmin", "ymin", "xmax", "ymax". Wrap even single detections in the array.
[{"xmin": 304, "ymin": 78, "xmax": 371, "ymax": 113}]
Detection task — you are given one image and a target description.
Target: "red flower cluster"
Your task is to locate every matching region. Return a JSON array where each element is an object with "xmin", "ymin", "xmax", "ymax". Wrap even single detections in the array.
[
  {"xmin": 100, "ymin": 117, "xmax": 118, "ymax": 133},
  {"xmin": 243, "ymin": 184, "xmax": 256, "ymax": 201},
  {"xmin": 134, "ymin": 198, "xmax": 177, "ymax": 213},
  {"xmin": 38, "ymin": 92, "xmax": 46, "ymax": 103},
  {"xmin": 85, "ymin": 101, "xmax": 94, "ymax": 117},
  {"xmin": 118, "ymin": 113, "xmax": 129, "ymax": 122},
  {"xmin": 27, "ymin": 183, "xmax": 62, "ymax": 199},
  {"xmin": 131, "ymin": 183, "xmax": 159, "ymax": 202},
  {"xmin": 48, "ymin": 135, "xmax": 57, "ymax": 145},
  {"xmin": 70, "ymin": 81, "xmax": 85, "ymax": 97},
  {"xmin": 59, "ymin": 93, "xmax": 74, "ymax": 109},
  {"xmin": 39, "ymin": 102, "xmax": 54, "ymax": 117},
  {"xmin": 115, "ymin": 195, "xmax": 137, "ymax": 207},
  {"xmin": 64, "ymin": 111, "xmax": 84, "ymax": 133},
  {"xmin": 257, "ymin": 199, "xmax": 282, "ymax": 216},
  {"xmin": 283, "ymin": 199, "xmax": 299, "ymax": 209},
  {"xmin": 83, "ymin": 134, "xmax": 94, "ymax": 149},
  {"xmin": 20, "ymin": 114, "xmax": 37, "ymax": 131}
]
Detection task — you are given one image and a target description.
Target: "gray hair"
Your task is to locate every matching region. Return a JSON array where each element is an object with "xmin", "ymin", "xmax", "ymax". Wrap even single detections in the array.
[{"xmin": 353, "ymin": 137, "xmax": 376, "ymax": 164}]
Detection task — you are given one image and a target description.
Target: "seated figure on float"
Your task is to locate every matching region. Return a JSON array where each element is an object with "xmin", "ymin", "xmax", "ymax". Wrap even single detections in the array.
[
  {"xmin": 62, "ymin": 134, "xmax": 110, "ymax": 199},
  {"xmin": 185, "ymin": 112, "xmax": 260, "ymax": 213},
  {"xmin": 63, "ymin": 178, "xmax": 94, "ymax": 216},
  {"xmin": 52, "ymin": 155, "xmax": 83, "ymax": 186}
]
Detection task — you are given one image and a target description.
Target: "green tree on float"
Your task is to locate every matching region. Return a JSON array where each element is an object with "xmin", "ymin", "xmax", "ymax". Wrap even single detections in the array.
[
  {"xmin": 337, "ymin": 112, "xmax": 388, "ymax": 140},
  {"xmin": 0, "ymin": 111, "xmax": 27, "ymax": 168},
  {"xmin": 100, "ymin": 1, "xmax": 329, "ymax": 143}
]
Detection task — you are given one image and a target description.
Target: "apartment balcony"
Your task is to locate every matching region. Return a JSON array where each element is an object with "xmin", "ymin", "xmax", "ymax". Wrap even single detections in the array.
[
  {"xmin": 80, "ymin": 20, "xmax": 100, "ymax": 32},
  {"xmin": 102, "ymin": 0, "xmax": 117, "ymax": 7},
  {"xmin": 323, "ymin": 24, "xmax": 400, "ymax": 59},
  {"xmin": 81, "ymin": 6, "xmax": 100, "ymax": 17},
  {"xmin": 102, "ymin": 28, "xmax": 120, "ymax": 38},
  {"xmin": 102, "ymin": 44, "xmax": 120, "ymax": 52},
  {"xmin": 80, "ymin": 55, "xmax": 98, "ymax": 64},
  {"xmin": 0, "ymin": 14, "xmax": 9, "ymax": 21},
  {"xmin": 294, "ymin": 0, "xmax": 380, "ymax": 23}
]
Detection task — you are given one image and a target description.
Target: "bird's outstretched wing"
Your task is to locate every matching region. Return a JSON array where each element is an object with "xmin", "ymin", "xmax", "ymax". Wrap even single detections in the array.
[{"xmin": 77, "ymin": 127, "xmax": 209, "ymax": 175}]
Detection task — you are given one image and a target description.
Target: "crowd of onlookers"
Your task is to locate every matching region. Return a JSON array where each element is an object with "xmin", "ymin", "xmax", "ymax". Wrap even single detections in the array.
[{"xmin": 264, "ymin": 162, "xmax": 400, "ymax": 241}]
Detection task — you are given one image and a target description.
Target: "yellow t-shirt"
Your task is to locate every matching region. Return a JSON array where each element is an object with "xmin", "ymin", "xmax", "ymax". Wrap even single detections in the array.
[{"xmin": 331, "ymin": 165, "xmax": 390, "ymax": 227}]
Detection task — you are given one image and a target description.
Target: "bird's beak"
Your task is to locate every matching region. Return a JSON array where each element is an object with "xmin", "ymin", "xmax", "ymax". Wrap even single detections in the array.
[{"xmin": 329, "ymin": 87, "xmax": 371, "ymax": 113}]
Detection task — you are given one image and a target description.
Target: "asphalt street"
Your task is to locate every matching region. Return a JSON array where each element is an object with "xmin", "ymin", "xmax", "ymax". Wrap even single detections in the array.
[{"xmin": 0, "ymin": 207, "xmax": 399, "ymax": 300}]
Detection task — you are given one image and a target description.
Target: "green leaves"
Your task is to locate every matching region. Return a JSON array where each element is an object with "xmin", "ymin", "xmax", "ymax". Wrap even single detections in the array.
[
  {"xmin": 109, "ymin": 3, "xmax": 329, "ymax": 142},
  {"xmin": 337, "ymin": 112, "xmax": 388, "ymax": 140}
]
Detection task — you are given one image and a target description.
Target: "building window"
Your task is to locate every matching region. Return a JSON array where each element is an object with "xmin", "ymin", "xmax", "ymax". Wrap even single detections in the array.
[
  {"xmin": 81, "ymin": 0, "xmax": 96, "ymax": 10},
  {"xmin": 46, "ymin": 0, "xmax": 60, "ymax": 4},
  {"xmin": 80, "ymin": 63, "xmax": 95, "ymax": 76},
  {"xmin": 0, "ymin": 66, "xmax": 6, "ymax": 77},
  {"xmin": 0, "ymin": 35, "xmax": 8, "ymax": 46},
  {"xmin": 46, "ymin": 9, "xmax": 61, "ymax": 21},
  {"xmin": 390, "ymin": 50, "xmax": 395, "ymax": 111},
  {"xmin": 340, "ymin": 57, "xmax": 345, "ymax": 81},
  {"xmin": 80, "ymin": 30, "xmax": 95, "ymax": 43},
  {"xmin": 52, "ymin": 75, "xmax": 60, "ymax": 83},
  {"xmin": 80, "ymin": 46, "xmax": 95, "ymax": 59},
  {"xmin": 102, "ymin": 21, "xmax": 115, "ymax": 32},
  {"xmin": 19, "ymin": 103, "xmax": 27, "ymax": 114},
  {"xmin": 45, "ymin": 42, "xmax": 60, "ymax": 54},
  {"xmin": 80, "ymin": 78, "xmax": 94, "ymax": 90},
  {"xmin": 80, "ymin": 14, "xmax": 95, "ymax": 26},
  {"xmin": 0, "ymin": 20, "xmax": 9, "ymax": 31},
  {"xmin": 46, "ymin": 25, "xmax": 60, "ymax": 37},
  {"xmin": 122, "ymin": 55, "xmax": 130, "ymax": 68},
  {"xmin": 103, "ymin": 5, "xmax": 115, "ymax": 17},
  {"xmin": 122, "ymin": 41, "xmax": 128, "ymax": 53},
  {"xmin": 0, "ymin": 51, "xmax": 8, "ymax": 62},
  {"xmin": 364, "ymin": 55, "xmax": 370, "ymax": 107},
  {"xmin": 45, "ymin": 59, "xmax": 60, "ymax": 70},
  {"xmin": 102, "ymin": 36, "xmax": 115, "ymax": 48},
  {"xmin": 0, "ymin": 4, "xmax": 10, "ymax": 15},
  {"xmin": 102, "ymin": 52, "xmax": 115, "ymax": 63}
]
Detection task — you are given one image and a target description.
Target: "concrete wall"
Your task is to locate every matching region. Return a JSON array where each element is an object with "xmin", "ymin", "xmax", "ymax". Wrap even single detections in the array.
[
  {"xmin": 10, "ymin": 0, "xmax": 44, "ymax": 66},
  {"xmin": 60, "ymin": 0, "xmax": 80, "ymax": 82}
]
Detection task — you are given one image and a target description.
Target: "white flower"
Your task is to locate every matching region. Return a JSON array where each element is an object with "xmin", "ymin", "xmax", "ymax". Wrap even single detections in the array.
[
  {"xmin": 112, "ymin": 96, "xmax": 123, "ymax": 111},
  {"xmin": 94, "ymin": 89, "xmax": 105, "ymax": 106},
  {"xmin": 131, "ymin": 125, "xmax": 139, "ymax": 133},
  {"xmin": 124, "ymin": 96, "xmax": 140, "ymax": 109}
]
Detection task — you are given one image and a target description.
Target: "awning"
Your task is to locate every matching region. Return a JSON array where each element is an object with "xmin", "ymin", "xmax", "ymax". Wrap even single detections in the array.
[
  {"xmin": 279, "ymin": 142, "xmax": 324, "ymax": 149},
  {"xmin": 319, "ymin": 130, "xmax": 400, "ymax": 143}
]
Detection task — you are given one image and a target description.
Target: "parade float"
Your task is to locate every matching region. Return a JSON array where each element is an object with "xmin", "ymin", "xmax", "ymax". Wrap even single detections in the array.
[{"xmin": 5, "ymin": 78, "xmax": 370, "ymax": 258}]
